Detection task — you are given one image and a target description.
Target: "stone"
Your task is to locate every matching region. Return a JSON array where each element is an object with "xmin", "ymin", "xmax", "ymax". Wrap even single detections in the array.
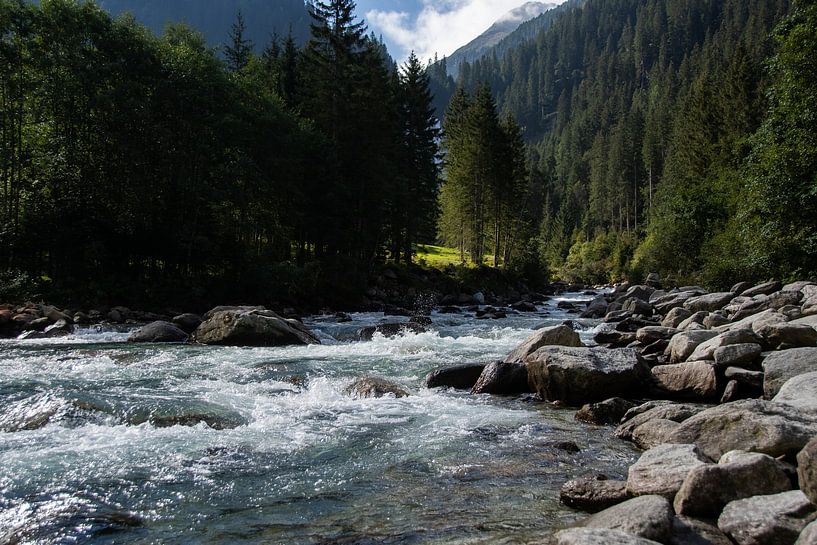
[
  {"xmin": 630, "ymin": 418, "xmax": 683, "ymax": 450},
  {"xmin": 627, "ymin": 444, "xmax": 711, "ymax": 500},
  {"xmin": 525, "ymin": 347, "xmax": 649, "ymax": 405},
  {"xmin": 713, "ymin": 343, "xmax": 762, "ymax": 368},
  {"xmin": 202, "ymin": 305, "xmax": 265, "ymax": 320},
  {"xmin": 425, "ymin": 363, "xmax": 486, "ymax": 390},
  {"xmin": 637, "ymin": 326, "xmax": 681, "ymax": 344},
  {"xmin": 576, "ymin": 398, "xmax": 637, "ymax": 425},
  {"xmin": 685, "ymin": 292, "xmax": 736, "ymax": 313},
  {"xmin": 654, "ymin": 291, "xmax": 706, "ymax": 314},
  {"xmin": 774, "ymin": 372, "xmax": 817, "ymax": 413},
  {"xmin": 718, "ymin": 309, "xmax": 789, "ymax": 333},
  {"xmin": 553, "ymin": 528, "xmax": 663, "ymax": 545},
  {"xmin": 616, "ymin": 403, "xmax": 703, "ymax": 442},
  {"xmin": 651, "ymin": 361, "xmax": 718, "ymax": 400},
  {"xmin": 358, "ymin": 322, "xmax": 428, "ymax": 340},
  {"xmin": 594, "ymin": 327, "xmax": 637, "ymax": 348},
  {"xmin": 668, "ymin": 399, "xmax": 817, "ymax": 459},
  {"xmin": 560, "ymin": 474, "xmax": 631, "ymax": 512},
  {"xmin": 704, "ymin": 314, "xmax": 731, "ymax": 329},
  {"xmin": 670, "ymin": 516, "xmax": 733, "ymax": 545},
  {"xmin": 679, "ymin": 312, "xmax": 709, "ymax": 330},
  {"xmin": 471, "ymin": 361, "xmax": 530, "ymax": 395},
  {"xmin": 674, "ymin": 450, "xmax": 793, "ymax": 517},
  {"xmin": 583, "ymin": 495, "xmax": 673, "ymax": 543},
  {"xmin": 667, "ymin": 331, "xmax": 721, "ymax": 363},
  {"xmin": 581, "ymin": 296, "xmax": 610, "ymax": 319},
  {"xmin": 42, "ymin": 305, "xmax": 73, "ymax": 324},
  {"xmin": 43, "ymin": 319, "xmax": 74, "ymax": 337},
  {"xmin": 803, "ymin": 298, "xmax": 817, "ymax": 318},
  {"xmin": 646, "ymin": 273, "xmax": 662, "ymax": 289},
  {"xmin": 793, "ymin": 315, "xmax": 817, "ymax": 332},
  {"xmin": 345, "ymin": 377, "xmax": 409, "ymax": 398},
  {"xmin": 128, "ymin": 321, "xmax": 189, "ymax": 343},
  {"xmin": 724, "ymin": 367, "xmax": 764, "ymax": 388},
  {"xmin": 731, "ymin": 281, "xmax": 755, "ymax": 296},
  {"xmin": 172, "ymin": 313, "xmax": 203, "ymax": 334},
  {"xmin": 742, "ymin": 281, "xmax": 784, "ymax": 298},
  {"xmin": 504, "ymin": 324, "xmax": 582, "ymax": 363},
  {"xmin": 785, "ymin": 282, "xmax": 817, "ymax": 293},
  {"xmin": 623, "ymin": 297, "xmax": 653, "ymax": 317},
  {"xmin": 663, "ymin": 308, "xmax": 693, "ymax": 328},
  {"xmin": 797, "ymin": 521, "xmax": 817, "ymax": 545},
  {"xmin": 798, "ymin": 437, "xmax": 817, "ymax": 506},
  {"xmin": 760, "ymin": 323, "xmax": 817, "ymax": 350},
  {"xmin": 689, "ymin": 329, "xmax": 762, "ymax": 362},
  {"xmin": 193, "ymin": 309, "xmax": 320, "ymax": 347},
  {"xmin": 763, "ymin": 348, "xmax": 817, "ymax": 398},
  {"xmin": 718, "ymin": 490, "xmax": 815, "ymax": 545}
]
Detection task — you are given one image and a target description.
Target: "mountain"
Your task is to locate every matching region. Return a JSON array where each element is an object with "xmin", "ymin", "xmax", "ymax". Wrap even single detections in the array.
[
  {"xmin": 445, "ymin": 2, "xmax": 556, "ymax": 77},
  {"xmin": 97, "ymin": 0, "xmax": 310, "ymax": 51}
]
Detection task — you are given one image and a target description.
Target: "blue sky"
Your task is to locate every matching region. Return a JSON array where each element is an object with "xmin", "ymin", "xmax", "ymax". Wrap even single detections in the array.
[{"xmin": 354, "ymin": 0, "xmax": 565, "ymax": 64}]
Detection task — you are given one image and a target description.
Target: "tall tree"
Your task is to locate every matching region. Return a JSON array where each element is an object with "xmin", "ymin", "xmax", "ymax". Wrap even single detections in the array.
[{"xmin": 225, "ymin": 10, "xmax": 253, "ymax": 71}]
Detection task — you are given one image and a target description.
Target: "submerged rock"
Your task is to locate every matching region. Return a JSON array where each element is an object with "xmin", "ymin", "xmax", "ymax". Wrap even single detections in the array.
[
  {"xmin": 718, "ymin": 490, "xmax": 815, "ymax": 545},
  {"xmin": 345, "ymin": 377, "xmax": 409, "ymax": 399},
  {"xmin": 128, "ymin": 321, "xmax": 189, "ymax": 343},
  {"xmin": 194, "ymin": 309, "xmax": 320, "ymax": 347},
  {"xmin": 425, "ymin": 363, "xmax": 486, "ymax": 390}
]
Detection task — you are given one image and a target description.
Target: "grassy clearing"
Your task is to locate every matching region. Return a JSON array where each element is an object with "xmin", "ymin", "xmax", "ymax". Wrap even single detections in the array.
[{"xmin": 413, "ymin": 244, "xmax": 496, "ymax": 269}]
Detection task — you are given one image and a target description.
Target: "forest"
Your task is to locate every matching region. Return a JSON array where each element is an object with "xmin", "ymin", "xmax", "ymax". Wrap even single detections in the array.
[{"xmin": 1, "ymin": 0, "xmax": 816, "ymax": 309}]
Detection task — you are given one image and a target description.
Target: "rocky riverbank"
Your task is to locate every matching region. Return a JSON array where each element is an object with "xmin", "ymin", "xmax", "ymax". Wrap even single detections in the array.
[{"xmin": 420, "ymin": 277, "xmax": 817, "ymax": 544}]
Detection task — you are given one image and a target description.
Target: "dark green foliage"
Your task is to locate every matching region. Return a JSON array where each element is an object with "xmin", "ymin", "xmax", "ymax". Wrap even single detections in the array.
[{"xmin": 225, "ymin": 9, "xmax": 252, "ymax": 71}]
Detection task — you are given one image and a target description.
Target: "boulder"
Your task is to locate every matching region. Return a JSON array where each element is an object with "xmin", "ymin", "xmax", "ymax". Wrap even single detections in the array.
[
  {"xmin": 718, "ymin": 490, "xmax": 815, "ymax": 545},
  {"xmin": 774, "ymin": 372, "xmax": 817, "ymax": 413},
  {"xmin": 193, "ymin": 309, "xmax": 320, "ymax": 347},
  {"xmin": 742, "ymin": 281, "xmax": 784, "ymax": 298},
  {"xmin": 785, "ymin": 282, "xmax": 816, "ymax": 293},
  {"xmin": 718, "ymin": 309, "xmax": 789, "ymax": 333},
  {"xmin": 732, "ymin": 281, "xmax": 755, "ymax": 296},
  {"xmin": 525, "ymin": 347, "xmax": 649, "ymax": 405},
  {"xmin": 626, "ymin": 443, "xmax": 711, "ymax": 499},
  {"xmin": 651, "ymin": 361, "xmax": 718, "ymax": 400},
  {"xmin": 793, "ymin": 315, "xmax": 817, "ymax": 332},
  {"xmin": 345, "ymin": 377, "xmax": 409, "ymax": 398},
  {"xmin": 689, "ymin": 329, "xmax": 762, "ymax": 362},
  {"xmin": 668, "ymin": 399, "xmax": 817, "ymax": 459},
  {"xmin": 43, "ymin": 319, "xmax": 74, "ymax": 338},
  {"xmin": 202, "ymin": 305, "xmax": 265, "ymax": 320},
  {"xmin": 636, "ymin": 326, "xmax": 681, "ymax": 344},
  {"xmin": 172, "ymin": 313, "xmax": 203, "ymax": 334},
  {"xmin": 553, "ymin": 528, "xmax": 663, "ymax": 545},
  {"xmin": 684, "ymin": 292, "xmax": 736, "ymax": 313},
  {"xmin": 724, "ymin": 367, "xmax": 764, "ymax": 388},
  {"xmin": 504, "ymin": 324, "xmax": 582, "ymax": 363},
  {"xmin": 763, "ymin": 348, "xmax": 817, "ymax": 398},
  {"xmin": 798, "ymin": 437, "xmax": 817, "ymax": 506},
  {"xmin": 713, "ymin": 343, "xmax": 762, "ymax": 368},
  {"xmin": 654, "ymin": 291, "xmax": 705, "ymax": 314},
  {"xmin": 425, "ymin": 363, "xmax": 486, "ymax": 390},
  {"xmin": 670, "ymin": 516, "xmax": 733, "ymax": 545},
  {"xmin": 667, "ymin": 330, "xmax": 720, "ymax": 363},
  {"xmin": 759, "ymin": 323, "xmax": 817, "ymax": 349},
  {"xmin": 42, "ymin": 305, "xmax": 73, "ymax": 324},
  {"xmin": 581, "ymin": 296, "xmax": 610, "ymax": 319},
  {"xmin": 593, "ymin": 327, "xmax": 637, "ymax": 348},
  {"xmin": 704, "ymin": 314, "xmax": 731, "ymax": 329},
  {"xmin": 623, "ymin": 298, "xmax": 653, "ymax": 317},
  {"xmin": 471, "ymin": 361, "xmax": 530, "ymax": 395},
  {"xmin": 629, "ymin": 418, "xmax": 683, "ymax": 450},
  {"xmin": 798, "ymin": 521, "xmax": 817, "ymax": 545},
  {"xmin": 678, "ymin": 312, "xmax": 709, "ymax": 330},
  {"xmin": 583, "ymin": 495, "xmax": 673, "ymax": 543},
  {"xmin": 616, "ymin": 403, "xmax": 703, "ymax": 442},
  {"xmin": 576, "ymin": 398, "xmax": 637, "ymax": 426},
  {"xmin": 674, "ymin": 450, "xmax": 793, "ymax": 517},
  {"xmin": 645, "ymin": 273, "xmax": 662, "ymax": 289},
  {"xmin": 662, "ymin": 308, "xmax": 693, "ymax": 329},
  {"xmin": 128, "ymin": 321, "xmax": 189, "ymax": 343},
  {"xmin": 560, "ymin": 474, "xmax": 631, "ymax": 513}
]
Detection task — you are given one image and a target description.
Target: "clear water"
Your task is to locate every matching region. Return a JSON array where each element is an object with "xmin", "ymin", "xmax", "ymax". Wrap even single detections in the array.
[{"xmin": 0, "ymin": 294, "xmax": 638, "ymax": 545}]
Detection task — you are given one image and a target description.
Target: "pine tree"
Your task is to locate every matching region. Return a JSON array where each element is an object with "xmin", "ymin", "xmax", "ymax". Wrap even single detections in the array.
[{"xmin": 225, "ymin": 10, "xmax": 253, "ymax": 71}]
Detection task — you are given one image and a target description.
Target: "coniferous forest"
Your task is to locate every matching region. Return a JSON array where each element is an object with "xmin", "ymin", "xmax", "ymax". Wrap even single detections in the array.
[{"xmin": 2, "ymin": 0, "xmax": 817, "ymax": 309}]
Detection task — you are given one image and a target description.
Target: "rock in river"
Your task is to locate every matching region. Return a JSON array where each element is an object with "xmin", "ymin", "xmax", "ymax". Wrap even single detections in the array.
[
  {"xmin": 471, "ymin": 361, "xmax": 530, "ymax": 395},
  {"xmin": 504, "ymin": 324, "xmax": 582, "ymax": 363},
  {"xmin": 128, "ymin": 321, "xmax": 189, "ymax": 343},
  {"xmin": 560, "ymin": 474, "xmax": 631, "ymax": 513},
  {"xmin": 193, "ymin": 309, "xmax": 320, "ymax": 347},
  {"xmin": 425, "ymin": 363, "xmax": 486, "ymax": 390},
  {"xmin": 345, "ymin": 377, "xmax": 409, "ymax": 398}
]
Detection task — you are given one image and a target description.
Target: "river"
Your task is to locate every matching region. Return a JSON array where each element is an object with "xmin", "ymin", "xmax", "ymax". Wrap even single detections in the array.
[{"xmin": 0, "ymin": 293, "xmax": 639, "ymax": 544}]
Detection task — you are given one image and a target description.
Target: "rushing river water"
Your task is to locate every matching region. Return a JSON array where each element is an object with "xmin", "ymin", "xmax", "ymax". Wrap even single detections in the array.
[{"xmin": 0, "ymin": 293, "xmax": 639, "ymax": 545}]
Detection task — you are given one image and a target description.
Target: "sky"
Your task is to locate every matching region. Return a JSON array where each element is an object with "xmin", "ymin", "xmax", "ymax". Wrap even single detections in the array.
[{"xmin": 356, "ymin": 0, "xmax": 566, "ymax": 64}]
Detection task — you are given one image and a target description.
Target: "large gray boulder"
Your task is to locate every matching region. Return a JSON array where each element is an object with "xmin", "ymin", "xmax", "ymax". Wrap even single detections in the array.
[
  {"xmin": 576, "ymin": 398, "xmax": 637, "ymax": 425},
  {"xmin": 668, "ymin": 399, "xmax": 817, "ymax": 459},
  {"xmin": 525, "ymin": 347, "xmax": 649, "ymax": 405},
  {"xmin": 666, "ymin": 330, "xmax": 720, "ymax": 363},
  {"xmin": 651, "ymin": 361, "xmax": 718, "ymax": 400},
  {"xmin": 504, "ymin": 324, "xmax": 582, "ymax": 363},
  {"xmin": 616, "ymin": 403, "xmax": 703, "ymax": 443},
  {"xmin": 759, "ymin": 323, "xmax": 817, "ymax": 350},
  {"xmin": 684, "ymin": 292, "xmax": 735, "ymax": 313},
  {"xmin": 718, "ymin": 491, "xmax": 815, "ymax": 545},
  {"xmin": 742, "ymin": 281, "xmax": 784, "ymax": 298},
  {"xmin": 553, "ymin": 528, "xmax": 663, "ymax": 545},
  {"xmin": 674, "ymin": 450, "xmax": 793, "ymax": 517},
  {"xmin": 128, "ymin": 321, "xmax": 189, "ymax": 343},
  {"xmin": 713, "ymin": 343, "xmax": 762, "ymax": 368},
  {"xmin": 471, "ymin": 361, "xmax": 530, "ymax": 395},
  {"xmin": 583, "ymin": 495, "xmax": 674, "ymax": 543},
  {"xmin": 637, "ymin": 326, "xmax": 681, "ymax": 344},
  {"xmin": 763, "ymin": 348, "xmax": 817, "ymax": 398},
  {"xmin": 560, "ymin": 475, "xmax": 631, "ymax": 512},
  {"xmin": 718, "ymin": 309, "xmax": 789, "ymax": 333},
  {"xmin": 662, "ymin": 308, "xmax": 693, "ymax": 328},
  {"xmin": 670, "ymin": 516, "xmax": 733, "ymax": 545},
  {"xmin": 193, "ymin": 309, "xmax": 319, "ymax": 347},
  {"xmin": 689, "ymin": 329, "xmax": 762, "ymax": 362},
  {"xmin": 775, "ymin": 372, "xmax": 817, "ymax": 413},
  {"xmin": 626, "ymin": 443, "xmax": 710, "ymax": 500},
  {"xmin": 425, "ymin": 363, "xmax": 486, "ymax": 390},
  {"xmin": 792, "ymin": 315, "xmax": 817, "ymax": 332},
  {"xmin": 797, "ymin": 437, "xmax": 817, "ymax": 506},
  {"xmin": 345, "ymin": 377, "xmax": 409, "ymax": 398},
  {"xmin": 654, "ymin": 291, "xmax": 705, "ymax": 314}
]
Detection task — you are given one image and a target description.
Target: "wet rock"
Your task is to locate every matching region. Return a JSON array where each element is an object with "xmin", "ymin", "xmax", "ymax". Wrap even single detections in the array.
[
  {"xmin": 674, "ymin": 450, "xmax": 793, "ymax": 517},
  {"xmin": 43, "ymin": 319, "xmax": 74, "ymax": 337},
  {"xmin": 560, "ymin": 475, "xmax": 631, "ymax": 512},
  {"xmin": 670, "ymin": 516, "xmax": 733, "ymax": 545},
  {"xmin": 713, "ymin": 343, "xmax": 762, "ymax": 368},
  {"xmin": 576, "ymin": 397, "xmax": 637, "ymax": 425},
  {"xmin": 718, "ymin": 490, "xmax": 815, "ymax": 545},
  {"xmin": 128, "ymin": 321, "xmax": 189, "ymax": 343},
  {"xmin": 511, "ymin": 301, "xmax": 537, "ymax": 312},
  {"xmin": 760, "ymin": 323, "xmax": 817, "ymax": 350},
  {"xmin": 667, "ymin": 330, "xmax": 720, "ymax": 363},
  {"xmin": 763, "ymin": 348, "xmax": 817, "ymax": 398},
  {"xmin": 774, "ymin": 371, "xmax": 817, "ymax": 412},
  {"xmin": 131, "ymin": 403, "xmax": 248, "ymax": 429},
  {"xmin": 194, "ymin": 309, "xmax": 320, "ymax": 347},
  {"xmin": 637, "ymin": 326, "xmax": 681, "ymax": 344},
  {"xmin": 172, "ymin": 313, "xmax": 203, "ymax": 334},
  {"xmin": 583, "ymin": 495, "xmax": 673, "ymax": 543},
  {"xmin": 627, "ymin": 443, "xmax": 711, "ymax": 500},
  {"xmin": 553, "ymin": 528, "xmax": 663, "ymax": 545},
  {"xmin": 651, "ymin": 361, "xmax": 718, "ymax": 401},
  {"xmin": 504, "ymin": 324, "xmax": 582, "ymax": 363},
  {"xmin": 24, "ymin": 316, "xmax": 50, "ymax": 331},
  {"xmin": 550, "ymin": 440, "xmax": 582, "ymax": 453},
  {"xmin": 358, "ymin": 322, "xmax": 428, "ymax": 340},
  {"xmin": 668, "ymin": 399, "xmax": 817, "ymax": 459},
  {"xmin": 525, "ymin": 347, "xmax": 649, "ymax": 405},
  {"xmin": 425, "ymin": 363, "xmax": 486, "ymax": 390},
  {"xmin": 471, "ymin": 361, "xmax": 530, "ymax": 395},
  {"xmin": 797, "ymin": 437, "xmax": 817, "ymax": 505},
  {"xmin": 345, "ymin": 377, "xmax": 409, "ymax": 398},
  {"xmin": 685, "ymin": 293, "xmax": 736, "ymax": 313}
]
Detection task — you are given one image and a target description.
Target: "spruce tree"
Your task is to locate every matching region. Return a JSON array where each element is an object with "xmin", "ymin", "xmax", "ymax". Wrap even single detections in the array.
[{"xmin": 225, "ymin": 10, "xmax": 253, "ymax": 71}]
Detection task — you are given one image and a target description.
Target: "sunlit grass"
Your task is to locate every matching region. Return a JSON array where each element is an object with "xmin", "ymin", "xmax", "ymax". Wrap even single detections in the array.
[{"xmin": 413, "ymin": 244, "xmax": 495, "ymax": 269}]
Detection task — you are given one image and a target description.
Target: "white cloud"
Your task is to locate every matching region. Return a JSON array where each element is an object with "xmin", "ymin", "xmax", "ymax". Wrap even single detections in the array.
[{"xmin": 366, "ymin": 0, "xmax": 561, "ymax": 63}]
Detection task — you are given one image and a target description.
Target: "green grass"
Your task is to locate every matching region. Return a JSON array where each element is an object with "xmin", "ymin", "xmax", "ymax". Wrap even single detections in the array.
[{"xmin": 413, "ymin": 244, "xmax": 495, "ymax": 269}]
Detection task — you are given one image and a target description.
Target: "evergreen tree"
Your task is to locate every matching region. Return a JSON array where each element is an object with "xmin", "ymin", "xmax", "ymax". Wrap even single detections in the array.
[{"xmin": 225, "ymin": 10, "xmax": 253, "ymax": 71}]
